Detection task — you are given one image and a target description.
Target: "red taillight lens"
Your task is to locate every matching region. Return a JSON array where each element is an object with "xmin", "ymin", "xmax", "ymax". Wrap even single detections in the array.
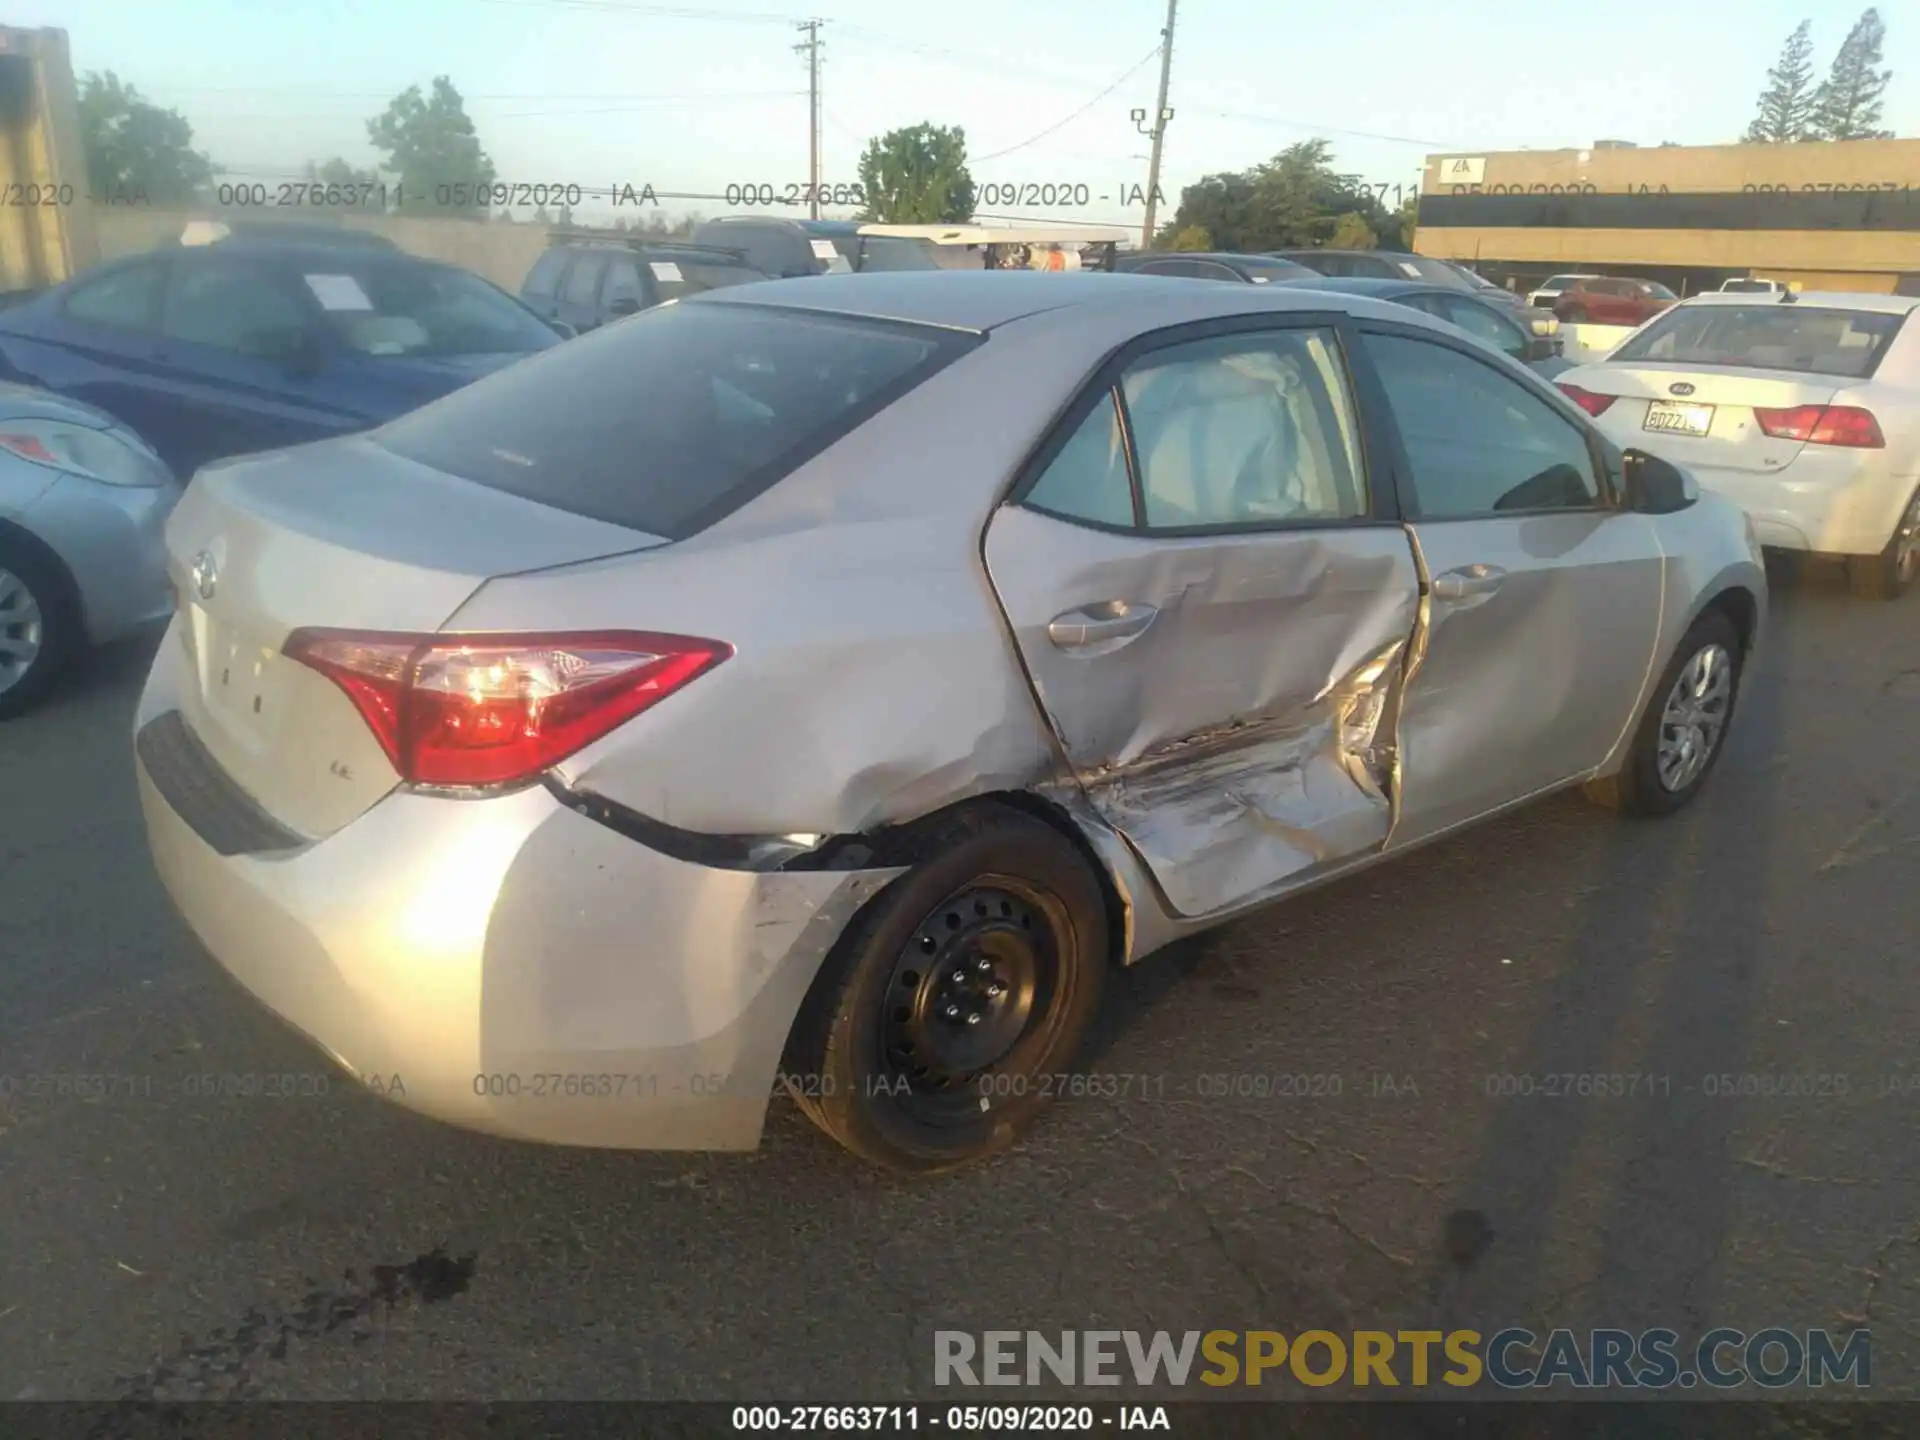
[
  {"xmin": 1752, "ymin": 403, "xmax": 1885, "ymax": 448},
  {"xmin": 284, "ymin": 629, "xmax": 732, "ymax": 788},
  {"xmin": 1556, "ymin": 383, "xmax": 1617, "ymax": 417}
]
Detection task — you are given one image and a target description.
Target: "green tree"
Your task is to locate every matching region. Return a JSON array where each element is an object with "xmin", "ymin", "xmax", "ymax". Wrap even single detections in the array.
[
  {"xmin": 1160, "ymin": 139, "xmax": 1392, "ymax": 252},
  {"xmin": 1163, "ymin": 223, "xmax": 1212, "ymax": 251},
  {"xmin": 304, "ymin": 156, "xmax": 379, "ymax": 187},
  {"xmin": 856, "ymin": 123, "xmax": 975, "ymax": 223},
  {"xmin": 77, "ymin": 71, "xmax": 214, "ymax": 204},
  {"xmin": 367, "ymin": 77, "xmax": 497, "ymax": 215},
  {"xmin": 1810, "ymin": 9, "xmax": 1894, "ymax": 140},
  {"xmin": 1744, "ymin": 20, "xmax": 1818, "ymax": 141},
  {"xmin": 1328, "ymin": 211, "xmax": 1377, "ymax": 249}
]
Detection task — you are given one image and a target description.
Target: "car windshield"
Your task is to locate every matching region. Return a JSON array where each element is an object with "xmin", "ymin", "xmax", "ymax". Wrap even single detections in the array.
[
  {"xmin": 1610, "ymin": 304, "xmax": 1905, "ymax": 379},
  {"xmin": 1544, "ymin": 275, "xmax": 1590, "ymax": 288},
  {"xmin": 373, "ymin": 299, "xmax": 975, "ymax": 538},
  {"xmin": 305, "ymin": 261, "xmax": 559, "ymax": 357},
  {"xmin": 1720, "ymin": 279, "xmax": 1773, "ymax": 292},
  {"xmin": 1643, "ymin": 281, "xmax": 1678, "ymax": 299}
]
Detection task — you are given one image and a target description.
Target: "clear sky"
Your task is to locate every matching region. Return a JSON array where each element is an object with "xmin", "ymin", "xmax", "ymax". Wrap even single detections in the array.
[{"xmin": 27, "ymin": 0, "xmax": 1920, "ymax": 227}]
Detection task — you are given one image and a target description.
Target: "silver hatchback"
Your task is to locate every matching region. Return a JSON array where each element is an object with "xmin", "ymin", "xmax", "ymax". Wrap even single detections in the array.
[{"xmin": 135, "ymin": 273, "xmax": 1766, "ymax": 1173}]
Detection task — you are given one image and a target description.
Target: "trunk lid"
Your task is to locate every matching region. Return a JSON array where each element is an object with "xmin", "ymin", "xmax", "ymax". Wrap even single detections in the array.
[
  {"xmin": 1574, "ymin": 362, "xmax": 1857, "ymax": 475},
  {"xmin": 161, "ymin": 435, "xmax": 666, "ymax": 838}
]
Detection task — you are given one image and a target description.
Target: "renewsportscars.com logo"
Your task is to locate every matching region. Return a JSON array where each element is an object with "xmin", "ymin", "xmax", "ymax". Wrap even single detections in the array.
[{"xmin": 934, "ymin": 1328, "xmax": 1871, "ymax": 1390}]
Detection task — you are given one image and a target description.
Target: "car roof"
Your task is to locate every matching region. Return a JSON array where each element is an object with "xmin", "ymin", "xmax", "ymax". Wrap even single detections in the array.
[
  {"xmin": 698, "ymin": 216, "xmax": 860, "ymax": 235},
  {"xmin": 1674, "ymin": 290, "xmax": 1920, "ymax": 314},
  {"xmin": 1259, "ymin": 274, "xmax": 1431, "ymax": 298},
  {"xmin": 153, "ymin": 240, "xmax": 452, "ymax": 272},
  {"xmin": 691, "ymin": 268, "xmax": 1445, "ymax": 333}
]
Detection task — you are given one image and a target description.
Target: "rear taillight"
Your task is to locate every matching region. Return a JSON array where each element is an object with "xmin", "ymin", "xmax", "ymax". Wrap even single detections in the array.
[
  {"xmin": 1752, "ymin": 404, "xmax": 1885, "ymax": 448},
  {"xmin": 1556, "ymin": 383, "xmax": 1616, "ymax": 417},
  {"xmin": 284, "ymin": 629, "xmax": 731, "ymax": 788}
]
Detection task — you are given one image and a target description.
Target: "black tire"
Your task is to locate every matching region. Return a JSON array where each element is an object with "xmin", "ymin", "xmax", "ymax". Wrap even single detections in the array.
[
  {"xmin": 785, "ymin": 802, "xmax": 1109, "ymax": 1175},
  {"xmin": 1847, "ymin": 488, "xmax": 1920, "ymax": 600},
  {"xmin": 0, "ymin": 535, "xmax": 78, "ymax": 721},
  {"xmin": 1584, "ymin": 610, "xmax": 1742, "ymax": 818}
]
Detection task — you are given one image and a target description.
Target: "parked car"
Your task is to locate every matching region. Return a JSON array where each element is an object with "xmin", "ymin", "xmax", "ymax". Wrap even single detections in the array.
[
  {"xmin": 690, "ymin": 217, "xmax": 939, "ymax": 277},
  {"xmin": 174, "ymin": 219, "xmax": 401, "ymax": 251},
  {"xmin": 1114, "ymin": 251, "xmax": 1317, "ymax": 283},
  {"xmin": 1718, "ymin": 277, "xmax": 1788, "ymax": 294},
  {"xmin": 1527, "ymin": 273, "xmax": 1603, "ymax": 309},
  {"xmin": 1427, "ymin": 259, "xmax": 1562, "ymax": 338},
  {"xmin": 1270, "ymin": 247, "xmax": 1478, "ymax": 287},
  {"xmin": 0, "ymin": 383, "xmax": 178, "ymax": 717},
  {"xmin": 135, "ymin": 272, "xmax": 1764, "ymax": 1174},
  {"xmin": 1552, "ymin": 277, "xmax": 1678, "ymax": 327},
  {"xmin": 521, "ymin": 238, "xmax": 769, "ymax": 334},
  {"xmin": 0, "ymin": 241, "xmax": 564, "ymax": 479},
  {"xmin": 1268, "ymin": 274, "xmax": 1569, "ymax": 376},
  {"xmin": 1556, "ymin": 290, "xmax": 1920, "ymax": 599}
]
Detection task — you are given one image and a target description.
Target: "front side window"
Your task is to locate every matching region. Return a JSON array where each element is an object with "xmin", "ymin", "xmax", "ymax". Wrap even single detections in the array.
[
  {"xmin": 521, "ymin": 250, "xmax": 570, "ymax": 300},
  {"xmin": 1122, "ymin": 328, "xmax": 1367, "ymax": 529},
  {"xmin": 161, "ymin": 260, "xmax": 309, "ymax": 357},
  {"xmin": 1369, "ymin": 333, "xmax": 1599, "ymax": 518}
]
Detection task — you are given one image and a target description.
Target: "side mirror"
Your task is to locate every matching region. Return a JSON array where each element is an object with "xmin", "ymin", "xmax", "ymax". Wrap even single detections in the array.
[
  {"xmin": 606, "ymin": 294, "xmax": 641, "ymax": 317},
  {"xmin": 1621, "ymin": 448, "xmax": 1697, "ymax": 513},
  {"xmin": 549, "ymin": 318, "xmax": 578, "ymax": 339}
]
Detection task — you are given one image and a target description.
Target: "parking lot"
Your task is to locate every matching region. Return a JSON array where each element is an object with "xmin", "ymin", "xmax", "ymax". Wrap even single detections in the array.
[{"xmin": 1, "ymin": 555, "xmax": 1917, "ymax": 1403}]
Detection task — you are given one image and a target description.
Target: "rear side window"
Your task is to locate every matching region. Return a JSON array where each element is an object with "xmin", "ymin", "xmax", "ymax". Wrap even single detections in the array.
[
  {"xmin": 1612, "ymin": 304, "xmax": 1905, "ymax": 379},
  {"xmin": 374, "ymin": 301, "xmax": 977, "ymax": 540},
  {"xmin": 522, "ymin": 250, "xmax": 570, "ymax": 300},
  {"xmin": 562, "ymin": 255, "xmax": 605, "ymax": 305}
]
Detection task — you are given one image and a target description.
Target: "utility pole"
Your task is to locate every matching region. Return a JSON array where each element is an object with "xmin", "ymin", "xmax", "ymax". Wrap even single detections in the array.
[
  {"xmin": 794, "ymin": 20, "xmax": 823, "ymax": 219},
  {"xmin": 1137, "ymin": 0, "xmax": 1178, "ymax": 248}
]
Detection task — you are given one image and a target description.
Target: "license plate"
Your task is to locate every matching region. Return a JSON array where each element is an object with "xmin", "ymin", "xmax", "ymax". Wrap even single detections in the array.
[{"xmin": 1644, "ymin": 401, "xmax": 1714, "ymax": 437}]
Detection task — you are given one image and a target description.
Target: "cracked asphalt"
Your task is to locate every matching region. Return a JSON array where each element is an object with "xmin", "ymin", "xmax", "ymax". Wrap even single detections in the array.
[{"xmin": 2, "ymin": 555, "xmax": 1917, "ymax": 1407}]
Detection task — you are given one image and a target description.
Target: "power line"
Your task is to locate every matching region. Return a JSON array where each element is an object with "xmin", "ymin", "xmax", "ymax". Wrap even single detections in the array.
[
  {"xmin": 471, "ymin": 0, "xmax": 801, "ymax": 21},
  {"xmin": 969, "ymin": 46, "xmax": 1162, "ymax": 164},
  {"xmin": 1188, "ymin": 105, "xmax": 1451, "ymax": 148}
]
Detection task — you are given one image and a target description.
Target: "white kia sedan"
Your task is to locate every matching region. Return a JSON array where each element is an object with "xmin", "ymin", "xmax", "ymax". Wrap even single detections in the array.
[{"xmin": 1554, "ymin": 291, "xmax": 1920, "ymax": 598}]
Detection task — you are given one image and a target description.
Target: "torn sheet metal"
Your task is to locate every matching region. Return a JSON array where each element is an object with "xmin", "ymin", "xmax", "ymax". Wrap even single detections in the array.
[
  {"xmin": 1082, "ymin": 638, "xmax": 1409, "ymax": 917},
  {"xmin": 982, "ymin": 506, "xmax": 1423, "ymax": 920}
]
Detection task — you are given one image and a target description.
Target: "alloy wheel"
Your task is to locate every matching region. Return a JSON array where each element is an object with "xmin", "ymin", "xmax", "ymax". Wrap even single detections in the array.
[
  {"xmin": 1655, "ymin": 642, "xmax": 1733, "ymax": 793},
  {"xmin": 0, "ymin": 566, "xmax": 44, "ymax": 697}
]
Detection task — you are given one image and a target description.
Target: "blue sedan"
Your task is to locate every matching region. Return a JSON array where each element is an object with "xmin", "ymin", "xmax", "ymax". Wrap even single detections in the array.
[{"xmin": 0, "ymin": 239, "xmax": 563, "ymax": 479}]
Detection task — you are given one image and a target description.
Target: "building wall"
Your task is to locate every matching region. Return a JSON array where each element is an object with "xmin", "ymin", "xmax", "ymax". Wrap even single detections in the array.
[{"xmin": 1414, "ymin": 138, "xmax": 1920, "ymax": 293}]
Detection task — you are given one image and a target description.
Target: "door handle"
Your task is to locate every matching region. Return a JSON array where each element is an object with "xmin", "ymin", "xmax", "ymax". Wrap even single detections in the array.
[
  {"xmin": 1047, "ymin": 600, "xmax": 1158, "ymax": 651},
  {"xmin": 1431, "ymin": 564, "xmax": 1508, "ymax": 601}
]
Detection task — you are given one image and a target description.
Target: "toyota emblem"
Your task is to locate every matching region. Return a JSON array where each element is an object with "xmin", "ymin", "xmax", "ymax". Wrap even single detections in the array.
[
  {"xmin": 1669, "ymin": 382, "xmax": 1696, "ymax": 397},
  {"xmin": 190, "ymin": 550, "xmax": 218, "ymax": 602}
]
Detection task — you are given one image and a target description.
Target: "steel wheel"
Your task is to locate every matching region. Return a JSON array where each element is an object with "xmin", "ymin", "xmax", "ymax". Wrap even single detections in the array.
[
  {"xmin": 1655, "ymin": 641, "xmax": 1732, "ymax": 793},
  {"xmin": 878, "ymin": 881, "xmax": 1059, "ymax": 1126},
  {"xmin": 0, "ymin": 564, "xmax": 45, "ymax": 698}
]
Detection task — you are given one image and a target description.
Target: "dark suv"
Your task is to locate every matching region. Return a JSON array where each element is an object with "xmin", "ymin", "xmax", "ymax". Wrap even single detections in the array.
[
  {"xmin": 689, "ymin": 218, "xmax": 939, "ymax": 278},
  {"xmin": 520, "ymin": 239, "xmax": 768, "ymax": 334}
]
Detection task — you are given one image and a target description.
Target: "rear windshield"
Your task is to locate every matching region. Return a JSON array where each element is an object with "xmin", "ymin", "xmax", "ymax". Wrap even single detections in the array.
[
  {"xmin": 653, "ymin": 259, "xmax": 766, "ymax": 300},
  {"xmin": 373, "ymin": 299, "xmax": 976, "ymax": 539},
  {"xmin": 304, "ymin": 262, "xmax": 560, "ymax": 358},
  {"xmin": 1544, "ymin": 275, "xmax": 1590, "ymax": 288},
  {"xmin": 1238, "ymin": 257, "xmax": 1315, "ymax": 281},
  {"xmin": 1719, "ymin": 278, "xmax": 1774, "ymax": 292},
  {"xmin": 1610, "ymin": 303, "xmax": 1906, "ymax": 379}
]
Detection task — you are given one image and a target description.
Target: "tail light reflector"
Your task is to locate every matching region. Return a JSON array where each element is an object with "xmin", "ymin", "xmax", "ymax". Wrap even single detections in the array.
[
  {"xmin": 284, "ymin": 629, "xmax": 732, "ymax": 788},
  {"xmin": 1556, "ymin": 383, "xmax": 1617, "ymax": 417},
  {"xmin": 1752, "ymin": 404, "xmax": 1885, "ymax": 448}
]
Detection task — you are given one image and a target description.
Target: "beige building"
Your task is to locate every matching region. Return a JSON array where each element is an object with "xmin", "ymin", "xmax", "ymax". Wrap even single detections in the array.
[{"xmin": 1414, "ymin": 137, "xmax": 1920, "ymax": 296}]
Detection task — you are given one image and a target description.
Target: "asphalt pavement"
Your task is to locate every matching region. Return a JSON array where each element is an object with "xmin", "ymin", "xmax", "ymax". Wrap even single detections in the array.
[{"xmin": 2, "ymin": 556, "xmax": 1918, "ymax": 1408}]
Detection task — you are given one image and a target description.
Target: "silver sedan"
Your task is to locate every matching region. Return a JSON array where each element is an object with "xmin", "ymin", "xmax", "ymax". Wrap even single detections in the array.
[
  {"xmin": 0, "ymin": 385, "xmax": 179, "ymax": 718},
  {"xmin": 133, "ymin": 273, "xmax": 1766, "ymax": 1173}
]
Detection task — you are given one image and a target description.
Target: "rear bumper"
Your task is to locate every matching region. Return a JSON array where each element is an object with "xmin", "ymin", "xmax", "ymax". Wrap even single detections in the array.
[
  {"xmin": 133, "ymin": 632, "xmax": 903, "ymax": 1151},
  {"xmin": 22, "ymin": 473, "xmax": 178, "ymax": 644},
  {"xmin": 1682, "ymin": 455, "xmax": 1919, "ymax": 557}
]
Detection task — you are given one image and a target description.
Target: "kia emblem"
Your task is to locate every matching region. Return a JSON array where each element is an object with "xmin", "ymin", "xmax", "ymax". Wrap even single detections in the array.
[
  {"xmin": 190, "ymin": 550, "xmax": 218, "ymax": 601},
  {"xmin": 1669, "ymin": 382, "xmax": 1696, "ymax": 397}
]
